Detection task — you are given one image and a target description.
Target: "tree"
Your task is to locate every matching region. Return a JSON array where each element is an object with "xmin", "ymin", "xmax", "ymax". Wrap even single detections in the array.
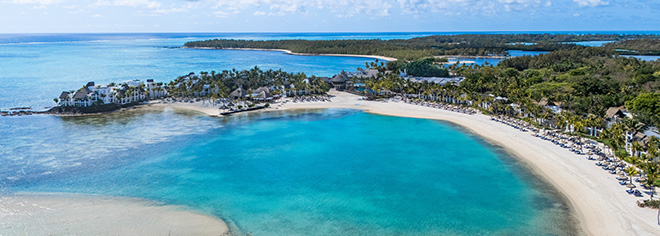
[
  {"xmin": 626, "ymin": 93, "xmax": 660, "ymax": 127},
  {"xmin": 625, "ymin": 166, "xmax": 639, "ymax": 184},
  {"xmin": 642, "ymin": 162, "xmax": 660, "ymax": 200}
]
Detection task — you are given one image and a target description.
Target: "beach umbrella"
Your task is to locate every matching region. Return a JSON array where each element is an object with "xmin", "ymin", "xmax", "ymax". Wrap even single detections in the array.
[{"xmin": 627, "ymin": 183, "xmax": 636, "ymax": 189}]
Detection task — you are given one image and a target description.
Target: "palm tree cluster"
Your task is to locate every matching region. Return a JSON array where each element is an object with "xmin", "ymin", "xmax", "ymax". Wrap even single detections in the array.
[
  {"xmin": 164, "ymin": 67, "xmax": 330, "ymax": 100},
  {"xmin": 358, "ymin": 51, "xmax": 660, "ymax": 186}
]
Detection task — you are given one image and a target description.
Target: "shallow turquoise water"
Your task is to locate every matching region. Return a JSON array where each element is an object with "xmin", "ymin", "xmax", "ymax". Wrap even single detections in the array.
[
  {"xmin": 0, "ymin": 34, "xmax": 381, "ymax": 109},
  {"xmin": 6, "ymin": 109, "xmax": 575, "ymax": 235},
  {"xmin": 0, "ymin": 33, "xmax": 578, "ymax": 235}
]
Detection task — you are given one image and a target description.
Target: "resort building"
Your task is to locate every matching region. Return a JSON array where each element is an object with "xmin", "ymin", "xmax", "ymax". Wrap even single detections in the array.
[
  {"xmin": 328, "ymin": 71, "xmax": 350, "ymax": 90},
  {"xmin": 407, "ymin": 77, "xmax": 465, "ymax": 85},
  {"xmin": 230, "ymin": 87, "xmax": 246, "ymax": 100},
  {"xmin": 352, "ymin": 69, "xmax": 379, "ymax": 79},
  {"xmin": 606, "ymin": 106, "xmax": 633, "ymax": 120},
  {"xmin": 146, "ymin": 79, "xmax": 169, "ymax": 98},
  {"xmin": 57, "ymin": 80, "xmax": 168, "ymax": 107}
]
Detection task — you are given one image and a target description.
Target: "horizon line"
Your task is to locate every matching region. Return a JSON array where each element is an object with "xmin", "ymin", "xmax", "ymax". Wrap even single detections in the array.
[{"xmin": 3, "ymin": 30, "xmax": 660, "ymax": 35}]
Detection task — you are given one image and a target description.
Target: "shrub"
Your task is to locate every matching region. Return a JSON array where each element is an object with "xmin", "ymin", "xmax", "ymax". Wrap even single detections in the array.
[{"xmin": 643, "ymin": 200, "xmax": 660, "ymax": 209}]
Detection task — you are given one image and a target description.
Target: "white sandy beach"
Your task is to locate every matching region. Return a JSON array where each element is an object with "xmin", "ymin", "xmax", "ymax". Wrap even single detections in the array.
[
  {"xmin": 159, "ymin": 90, "xmax": 660, "ymax": 236},
  {"xmin": 9, "ymin": 90, "xmax": 660, "ymax": 236},
  {"xmin": 191, "ymin": 47, "xmax": 398, "ymax": 62},
  {"xmin": 0, "ymin": 193, "xmax": 229, "ymax": 236}
]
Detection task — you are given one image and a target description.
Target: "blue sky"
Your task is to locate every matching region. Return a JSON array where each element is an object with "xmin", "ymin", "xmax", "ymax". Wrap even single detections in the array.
[{"xmin": 1, "ymin": 0, "xmax": 658, "ymax": 33}]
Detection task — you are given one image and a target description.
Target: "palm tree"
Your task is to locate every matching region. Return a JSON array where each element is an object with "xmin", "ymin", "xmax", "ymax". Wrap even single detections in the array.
[
  {"xmin": 625, "ymin": 166, "xmax": 639, "ymax": 185},
  {"xmin": 642, "ymin": 162, "xmax": 659, "ymax": 200},
  {"xmin": 632, "ymin": 141, "xmax": 644, "ymax": 158},
  {"xmin": 622, "ymin": 118, "xmax": 646, "ymax": 155}
]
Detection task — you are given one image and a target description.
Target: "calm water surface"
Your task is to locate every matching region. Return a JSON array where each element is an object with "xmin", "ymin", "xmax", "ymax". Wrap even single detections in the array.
[
  {"xmin": 0, "ymin": 33, "xmax": 387, "ymax": 109},
  {"xmin": 2, "ymin": 108, "xmax": 576, "ymax": 235},
  {"xmin": 0, "ymin": 32, "xmax": 603, "ymax": 235}
]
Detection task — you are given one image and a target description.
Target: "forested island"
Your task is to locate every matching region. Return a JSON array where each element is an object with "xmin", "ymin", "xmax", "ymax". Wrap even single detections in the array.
[{"xmin": 184, "ymin": 34, "xmax": 660, "ymax": 60}]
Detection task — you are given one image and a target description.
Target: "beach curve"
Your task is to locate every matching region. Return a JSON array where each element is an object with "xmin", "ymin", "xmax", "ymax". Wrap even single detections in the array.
[
  {"xmin": 185, "ymin": 47, "xmax": 398, "ymax": 62},
  {"xmin": 157, "ymin": 90, "xmax": 660, "ymax": 236}
]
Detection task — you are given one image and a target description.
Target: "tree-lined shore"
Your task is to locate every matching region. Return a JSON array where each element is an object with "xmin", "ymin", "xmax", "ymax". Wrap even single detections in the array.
[{"xmin": 184, "ymin": 34, "xmax": 660, "ymax": 60}]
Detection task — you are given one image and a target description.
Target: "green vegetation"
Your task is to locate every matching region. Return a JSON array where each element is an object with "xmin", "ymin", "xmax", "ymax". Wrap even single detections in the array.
[
  {"xmin": 626, "ymin": 93, "xmax": 660, "ymax": 126},
  {"xmin": 185, "ymin": 34, "xmax": 660, "ymax": 60},
  {"xmin": 354, "ymin": 46, "xmax": 660, "ymax": 174},
  {"xmin": 164, "ymin": 66, "xmax": 330, "ymax": 99},
  {"xmin": 643, "ymin": 200, "xmax": 660, "ymax": 208},
  {"xmin": 403, "ymin": 58, "xmax": 449, "ymax": 77},
  {"xmin": 605, "ymin": 38, "xmax": 660, "ymax": 55}
]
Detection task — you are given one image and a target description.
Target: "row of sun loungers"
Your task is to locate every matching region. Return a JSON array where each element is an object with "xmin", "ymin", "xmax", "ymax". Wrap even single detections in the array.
[
  {"xmin": 491, "ymin": 115, "xmax": 652, "ymax": 198},
  {"xmin": 490, "ymin": 116, "xmax": 538, "ymax": 133},
  {"xmin": 402, "ymin": 99, "xmax": 478, "ymax": 115},
  {"xmin": 291, "ymin": 96, "xmax": 331, "ymax": 103}
]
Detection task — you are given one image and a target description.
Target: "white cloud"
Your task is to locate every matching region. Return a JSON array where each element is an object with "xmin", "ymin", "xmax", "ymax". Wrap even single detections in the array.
[
  {"xmin": 213, "ymin": 10, "xmax": 229, "ymax": 17},
  {"xmin": 253, "ymin": 11, "xmax": 266, "ymax": 15},
  {"xmin": 12, "ymin": 0, "xmax": 65, "ymax": 4},
  {"xmin": 95, "ymin": 0, "xmax": 161, "ymax": 8},
  {"xmin": 395, "ymin": 0, "xmax": 551, "ymax": 15},
  {"xmin": 212, "ymin": 0, "xmax": 392, "ymax": 17},
  {"xmin": 91, "ymin": 13, "xmax": 103, "ymax": 17},
  {"xmin": 152, "ymin": 7, "xmax": 188, "ymax": 13},
  {"xmin": 573, "ymin": 0, "xmax": 608, "ymax": 7}
]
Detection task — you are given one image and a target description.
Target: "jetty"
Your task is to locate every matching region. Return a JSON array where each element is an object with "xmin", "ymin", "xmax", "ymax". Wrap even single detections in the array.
[{"xmin": 220, "ymin": 105, "xmax": 268, "ymax": 116}]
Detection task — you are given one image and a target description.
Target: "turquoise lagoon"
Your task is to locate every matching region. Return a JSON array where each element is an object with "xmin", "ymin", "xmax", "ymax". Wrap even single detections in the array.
[
  {"xmin": 0, "ymin": 33, "xmax": 585, "ymax": 235},
  {"xmin": 1, "ymin": 108, "xmax": 576, "ymax": 235}
]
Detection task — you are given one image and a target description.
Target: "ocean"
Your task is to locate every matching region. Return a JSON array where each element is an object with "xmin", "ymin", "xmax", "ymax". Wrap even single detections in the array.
[
  {"xmin": 3, "ymin": 108, "xmax": 577, "ymax": 235},
  {"xmin": 1, "ymin": 32, "xmax": 658, "ymax": 109},
  {"xmin": 1, "ymin": 32, "xmax": 655, "ymax": 235}
]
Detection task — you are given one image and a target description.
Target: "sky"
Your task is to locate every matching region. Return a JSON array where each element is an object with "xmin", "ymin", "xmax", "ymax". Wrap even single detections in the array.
[{"xmin": 1, "ymin": 0, "xmax": 659, "ymax": 33}]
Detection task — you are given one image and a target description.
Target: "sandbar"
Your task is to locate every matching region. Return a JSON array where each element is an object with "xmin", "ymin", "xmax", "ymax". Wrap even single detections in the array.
[{"xmin": 0, "ymin": 193, "xmax": 230, "ymax": 236}]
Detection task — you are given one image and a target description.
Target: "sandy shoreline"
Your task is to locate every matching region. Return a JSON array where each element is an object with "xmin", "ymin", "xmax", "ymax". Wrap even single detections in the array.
[
  {"xmin": 188, "ymin": 46, "xmax": 398, "ymax": 61},
  {"xmin": 160, "ymin": 90, "xmax": 660, "ymax": 235},
  {"xmin": 9, "ymin": 90, "xmax": 660, "ymax": 235},
  {"xmin": 0, "ymin": 193, "xmax": 230, "ymax": 236}
]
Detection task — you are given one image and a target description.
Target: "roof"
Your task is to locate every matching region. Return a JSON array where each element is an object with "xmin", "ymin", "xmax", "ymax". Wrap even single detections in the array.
[
  {"xmin": 230, "ymin": 87, "xmax": 246, "ymax": 98},
  {"xmin": 606, "ymin": 106, "xmax": 626, "ymax": 118},
  {"xmin": 548, "ymin": 101, "xmax": 563, "ymax": 107},
  {"xmin": 355, "ymin": 69, "xmax": 379, "ymax": 78},
  {"xmin": 534, "ymin": 97, "xmax": 548, "ymax": 106},
  {"xmin": 73, "ymin": 87, "xmax": 91, "ymax": 100},
  {"xmin": 253, "ymin": 86, "xmax": 271, "ymax": 98},
  {"xmin": 331, "ymin": 71, "xmax": 349, "ymax": 83},
  {"xmin": 255, "ymin": 91, "xmax": 269, "ymax": 98},
  {"xmin": 59, "ymin": 91, "xmax": 70, "ymax": 100},
  {"xmin": 86, "ymin": 82, "xmax": 95, "ymax": 87}
]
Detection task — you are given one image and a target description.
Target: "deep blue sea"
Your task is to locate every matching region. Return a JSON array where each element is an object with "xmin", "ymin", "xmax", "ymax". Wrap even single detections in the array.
[{"xmin": 1, "ymin": 31, "xmax": 656, "ymax": 235}]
